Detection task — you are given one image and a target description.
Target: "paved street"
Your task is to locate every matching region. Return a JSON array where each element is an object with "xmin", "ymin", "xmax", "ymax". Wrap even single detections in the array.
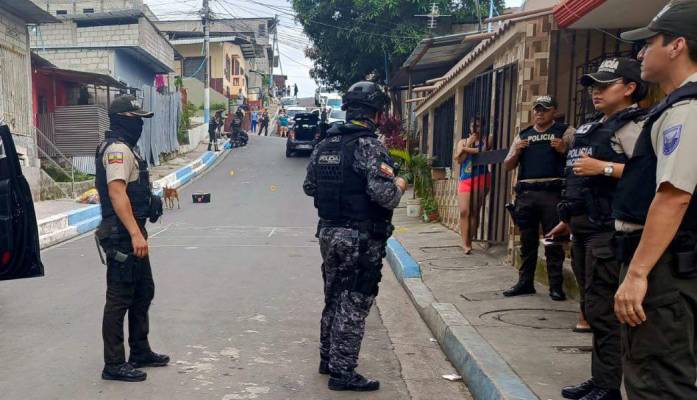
[{"xmin": 0, "ymin": 135, "xmax": 467, "ymax": 400}]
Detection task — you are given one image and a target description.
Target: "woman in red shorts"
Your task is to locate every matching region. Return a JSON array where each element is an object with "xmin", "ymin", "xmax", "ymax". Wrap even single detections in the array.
[{"xmin": 454, "ymin": 117, "xmax": 492, "ymax": 254}]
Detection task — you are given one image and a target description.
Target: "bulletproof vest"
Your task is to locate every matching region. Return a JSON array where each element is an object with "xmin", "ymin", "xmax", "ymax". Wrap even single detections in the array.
[
  {"xmin": 313, "ymin": 129, "xmax": 393, "ymax": 223},
  {"xmin": 518, "ymin": 122, "xmax": 568, "ymax": 180},
  {"xmin": 95, "ymin": 133, "xmax": 152, "ymax": 221},
  {"xmin": 564, "ymin": 108, "xmax": 647, "ymax": 225},
  {"xmin": 613, "ymin": 82, "xmax": 697, "ymax": 230}
]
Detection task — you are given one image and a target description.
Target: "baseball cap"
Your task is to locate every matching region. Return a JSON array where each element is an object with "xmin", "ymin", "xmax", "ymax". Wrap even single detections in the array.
[
  {"xmin": 109, "ymin": 95, "xmax": 154, "ymax": 118},
  {"xmin": 621, "ymin": 0, "xmax": 697, "ymax": 42},
  {"xmin": 533, "ymin": 95, "xmax": 558, "ymax": 109},
  {"xmin": 580, "ymin": 57, "xmax": 643, "ymax": 86}
]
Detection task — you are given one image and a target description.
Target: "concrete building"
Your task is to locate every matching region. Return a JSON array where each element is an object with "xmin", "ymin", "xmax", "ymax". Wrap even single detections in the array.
[
  {"xmin": 156, "ymin": 18, "xmax": 277, "ymax": 102},
  {"xmin": 0, "ymin": 1, "xmax": 58, "ymax": 198},
  {"xmin": 32, "ymin": 0, "xmax": 157, "ymax": 19}
]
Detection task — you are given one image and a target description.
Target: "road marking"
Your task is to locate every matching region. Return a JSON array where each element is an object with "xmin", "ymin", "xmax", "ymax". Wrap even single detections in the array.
[
  {"xmin": 268, "ymin": 228, "xmax": 277, "ymax": 238},
  {"xmin": 150, "ymin": 224, "xmax": 172, "ymax": 238}
]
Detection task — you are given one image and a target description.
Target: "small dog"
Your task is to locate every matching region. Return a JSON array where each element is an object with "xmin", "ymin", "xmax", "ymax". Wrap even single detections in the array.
[{"xmin": 163, "ymin": 186, "xmax": 180, "ymax": 209}]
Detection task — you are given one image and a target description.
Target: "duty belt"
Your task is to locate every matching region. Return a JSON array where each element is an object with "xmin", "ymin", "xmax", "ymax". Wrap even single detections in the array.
[
  {"xmin": 515, "ymin": 180, "xmax": 563, "ymax": 194},
  {"xmin": 319, "ymin": 219, "xmax": 394, "ymax": 238}
]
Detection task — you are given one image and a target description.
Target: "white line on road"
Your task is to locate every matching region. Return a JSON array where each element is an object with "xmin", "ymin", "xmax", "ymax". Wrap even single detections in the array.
[{"xmin": 268, "ymin": 228, "xmax": 277, "ymax": 238}]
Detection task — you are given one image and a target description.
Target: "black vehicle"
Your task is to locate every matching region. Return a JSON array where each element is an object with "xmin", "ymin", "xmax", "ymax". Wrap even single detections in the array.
[
  {"xmin": 286, "ymin": 112, "xmax": 320, "ymax": 157},
  {"xmin": 0, "ymin": 122, "xmax": 44, "ymax": 281}
]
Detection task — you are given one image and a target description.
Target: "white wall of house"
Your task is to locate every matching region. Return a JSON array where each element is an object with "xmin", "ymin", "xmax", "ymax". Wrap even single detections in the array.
[{"xmin": 0, "ymin": 8, "xmax": 41, "ymax": 198}]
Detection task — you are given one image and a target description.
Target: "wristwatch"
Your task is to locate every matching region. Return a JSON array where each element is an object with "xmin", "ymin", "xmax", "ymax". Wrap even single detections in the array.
[{"xmin": 603, "ymin": 163, "xmax": 614, "ymax": 176}]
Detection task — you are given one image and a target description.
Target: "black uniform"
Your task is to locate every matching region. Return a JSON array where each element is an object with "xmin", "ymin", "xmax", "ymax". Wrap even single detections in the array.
[
  {"xmin": 303, "ymin": 121, "xmax": 402, "ymax": 377},
  {"xmin": 208, "ymin": 118, "xmax": 219, "ymax": 151},
  {"xmin": 612, "ymin": 82, "xmax": 697, "ymax": 399},
  {"xmin": 513, "ymin": 122, "xmax": 568, "ymax": 292},
  {"xmin": 560, "ymin": 108, "xmax": 646, "ymax": 392},
  {"xmin": 95, "ymin": 132, "xmax": 157, "ymax": 367}
]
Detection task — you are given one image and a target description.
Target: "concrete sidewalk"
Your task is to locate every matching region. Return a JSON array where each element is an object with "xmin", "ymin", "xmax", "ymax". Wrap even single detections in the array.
[{"xmin": 386, "ymin": 201, "xmax": 592, "ymax": 400}]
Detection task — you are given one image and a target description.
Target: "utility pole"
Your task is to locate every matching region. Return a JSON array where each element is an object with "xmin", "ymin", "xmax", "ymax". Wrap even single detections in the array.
[
  {"xmin": 270, "ymin": 15, "xmax": 278, "ymax": 93},
  {"xmin": 202, "ymin": 0, "xmax": 211, "ymax": 124}
]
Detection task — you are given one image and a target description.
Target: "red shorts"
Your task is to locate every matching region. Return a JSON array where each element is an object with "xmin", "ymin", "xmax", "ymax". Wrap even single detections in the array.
[{"xmin": 458, "ymin": 174, "xmax": 492, "ymax": 193}]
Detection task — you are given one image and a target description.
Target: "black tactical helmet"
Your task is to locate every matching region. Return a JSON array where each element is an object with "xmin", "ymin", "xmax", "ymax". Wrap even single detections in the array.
[{"xmin": 341, "ymin": 81, "xmax": 388, "ymax": 112}]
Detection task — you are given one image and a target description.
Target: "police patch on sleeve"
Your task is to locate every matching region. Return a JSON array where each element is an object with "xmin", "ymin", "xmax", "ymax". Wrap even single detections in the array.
[
  {"xmin": 663, "ymin": 125, "xmax": 682, "ymax": 156},
  {"xmin": 379, "ymin": 162, "xmax": 395, "ymax": 178},
  {"xmin": 107, "ymin": 152, "xmax": 124, "ymax": 164}
]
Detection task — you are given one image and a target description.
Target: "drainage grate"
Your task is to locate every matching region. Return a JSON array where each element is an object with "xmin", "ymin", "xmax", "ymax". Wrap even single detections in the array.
[{"xmin": 479, "ymin": 308, "xmax": 578, "ymax": 330}]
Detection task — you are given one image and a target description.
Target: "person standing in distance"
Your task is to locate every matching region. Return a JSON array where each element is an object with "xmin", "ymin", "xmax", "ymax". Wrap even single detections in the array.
[
  {"xmin": 303, "ymin": 81, "xmax": 407, "ymax": 391},
  {"xmin": 95, "ymin": 96, "xmax": 169, "ymax": 382},
  {"xmin": 503, "ymin": 96, "xmax": 574, "ymax": 300},
  {"xmin": 611, "ymin": 1, "xmax": 697, "ymax": 398},
  {"xmin": 554, "ymin": 57, "xmax": 648, "ymax": 400}
]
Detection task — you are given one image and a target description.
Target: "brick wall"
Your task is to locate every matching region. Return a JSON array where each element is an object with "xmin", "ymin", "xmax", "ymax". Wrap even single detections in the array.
[
  {"xmin": 138, "ymin": 18, "xmax": 174, "ymax": 71},
  {"xmin": 37, "ymin": 48, "xmax": 115, "ymax": 76},
  {"xmin": 35, "ymin": 1, "xmax": 145, "ymax": 15},
  {"xmin": 0, "ymin": 8, "xmax": 40, "ymax": 197}
]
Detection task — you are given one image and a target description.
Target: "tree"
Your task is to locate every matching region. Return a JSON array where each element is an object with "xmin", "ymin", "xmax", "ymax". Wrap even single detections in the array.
[{"xmin": 291, "ymin": 0, "xmax": 504, "ymax": 91}]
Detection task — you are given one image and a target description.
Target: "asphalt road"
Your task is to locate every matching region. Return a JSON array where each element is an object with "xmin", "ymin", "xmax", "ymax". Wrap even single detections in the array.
[{"xmin": 0, "ymin": 135, "xmax": 418, "ymax": 400}]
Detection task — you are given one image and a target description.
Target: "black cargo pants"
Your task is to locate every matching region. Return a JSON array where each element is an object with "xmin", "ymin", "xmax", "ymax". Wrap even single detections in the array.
[
  {"xmin": 514, "ymin": 188, "xmax": 565, "ymax": 288},
  {"xmin": 570, "ymin": 215, "xmax": 621, "ymax": 390},
  {"xmin": 620, "ymin": 251, "xmax": 697, "ymax": 399},
  {"xmin": 97, "ymin": 219, "xmax": 154, "ymax": 366}
]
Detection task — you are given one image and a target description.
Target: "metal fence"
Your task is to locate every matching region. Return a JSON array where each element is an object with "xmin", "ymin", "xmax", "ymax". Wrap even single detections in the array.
[
  {"xmin": 432, "ymin": 96, "xmax": 455, "ymax": 168},
  {"xmin": 139, "ymin": 86, "xmax": 182, "ymax": 166}
]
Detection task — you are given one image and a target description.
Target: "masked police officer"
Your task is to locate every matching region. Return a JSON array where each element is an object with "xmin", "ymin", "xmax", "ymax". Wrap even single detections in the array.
[
  {"xmin": 503, "ymin": 96, "xmax": 575, "ymax": 300},
  {"xmin": 95, "ymin": 96, "xmax": 168, "ymax": 382},
  {"xmin": 611, "ymin": 1, "xmax": 697, "ymax": 398},
  {"xmin": 556, "ymin": 58, "xmax": 648, "ymax": 400},
  {"xmin": 303, "ymin": 81, "xmax": 407, "ymax": 391}
]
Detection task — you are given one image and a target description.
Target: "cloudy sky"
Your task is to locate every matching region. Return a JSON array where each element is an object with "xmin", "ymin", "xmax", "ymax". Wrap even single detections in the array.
[{"xmin": 145, "ymin": 0, "xmax": 526, "ymax": 97}]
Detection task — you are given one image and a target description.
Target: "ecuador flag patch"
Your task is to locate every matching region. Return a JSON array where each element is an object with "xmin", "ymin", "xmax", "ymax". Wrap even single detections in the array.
[{"xmin": 107, "ymin": 152, "xmax": 124, "ymax": 165}]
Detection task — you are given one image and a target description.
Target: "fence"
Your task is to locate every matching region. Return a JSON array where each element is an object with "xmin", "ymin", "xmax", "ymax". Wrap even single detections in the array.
[{"xmin": 139, "ymin": 86, "xmax": 181, "ymax": 166}]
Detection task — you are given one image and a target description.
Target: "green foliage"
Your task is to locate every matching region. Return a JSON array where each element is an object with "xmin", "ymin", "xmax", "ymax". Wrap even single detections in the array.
[
  {"xmin": 411, "ymin": 153, "xmax": 434, "ymax": 199},
  {"xmin": 199, "ymin": 102, "xmax": 228, "ymax": 112},
  {"xmin": 422, "ymin": 195, "xmax": 438, "ymax": 214},
  {"xmin": 290, "ymin": 0, "xmax": 504, "ymax": 89},
  {"xmin": 178, "ymin": 101, "xmax": 198, "ymax": 145},
  {"xmin": 43, "ymin": 163, "xmax": 92, "ymax": 183},
  {"xmin": 389, "ymin": 148, "xmax": 413, "ymax": 183}
]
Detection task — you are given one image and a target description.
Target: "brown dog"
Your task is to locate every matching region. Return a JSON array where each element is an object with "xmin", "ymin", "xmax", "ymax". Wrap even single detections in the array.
[{"xmin": 163, "ymin": 186, "xmax": 180, "ymax": 209}]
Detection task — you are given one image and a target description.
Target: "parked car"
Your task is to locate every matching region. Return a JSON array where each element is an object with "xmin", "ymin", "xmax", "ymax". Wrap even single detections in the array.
[
  {"xmin": 286, "ymin": 112, "xmax": 320, "ymax": 157},
  {"xmin": 327, "ymin": 108, "xmax": 347, "ymax": 125},
  {"xmin": 284, "ymin": 106, "xmax": 308, "ymax": 128},
  {"xmin": 281, "ymin": 96, "xmax": 298, "ymax": 107},
  {"xmin": 0, "ymin": 122, "xmax": 44, "ymax": 281}
]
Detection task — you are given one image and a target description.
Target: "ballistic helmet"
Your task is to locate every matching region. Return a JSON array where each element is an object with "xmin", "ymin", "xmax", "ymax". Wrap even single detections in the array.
[{"xmin": 341, "ymin": 81, "xmax": 388, "ymax": 113}]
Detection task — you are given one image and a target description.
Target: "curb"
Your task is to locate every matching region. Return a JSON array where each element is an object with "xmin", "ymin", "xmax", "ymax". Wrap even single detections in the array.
[
  {"xmin": 38, "ymin": 150, "xmax": 228, "ymax": 250},
  {"xmin": 385, "ymin": 238, "xmax": 539, "ymax": 400}
]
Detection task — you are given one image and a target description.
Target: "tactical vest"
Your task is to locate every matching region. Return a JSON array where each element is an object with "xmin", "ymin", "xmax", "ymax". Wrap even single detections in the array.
[
  {"xmin": 95, "ymin": 133, "xmax": 152, "ymax": 222},
  {"xmin": 613, "ymin": 82, "xmax": 697, "ymax": 230},
  {"xmin": 518, "ymin": 122, "xmax": 568, "ymax": 180},
  {"xmin": 314, "ymin": 131, "xmax": 393, "ymax": 223},
  {"xmin": 564, "ymin": 107, "xmax": 647, "ymax": 227}
]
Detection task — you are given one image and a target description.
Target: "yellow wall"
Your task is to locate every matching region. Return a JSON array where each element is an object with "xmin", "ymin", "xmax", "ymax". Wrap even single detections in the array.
[{"xmin": 174, "ymin": 42, "xmax": 248, "ymax": 99}]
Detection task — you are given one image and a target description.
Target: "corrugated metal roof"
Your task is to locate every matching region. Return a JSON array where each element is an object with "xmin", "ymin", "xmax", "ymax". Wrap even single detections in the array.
[{"xmin": 0, "ymin": 0, "xmax": 59, "ymax": 24}]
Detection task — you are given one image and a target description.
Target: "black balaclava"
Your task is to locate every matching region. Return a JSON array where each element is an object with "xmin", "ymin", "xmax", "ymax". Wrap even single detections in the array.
[{"xmin": 109, "ymin": 114, "xmax": 144, "ymax": 147}]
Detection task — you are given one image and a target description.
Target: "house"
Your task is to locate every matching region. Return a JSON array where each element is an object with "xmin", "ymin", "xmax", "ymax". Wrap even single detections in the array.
[
  {"xmin": 0, "ymin": 0, "xmax": 58, "ymax": 198},
  {"xmin": 28, "ymin": 4, "xmax": 181, "ymax": 166},
  {"xmin": 169, "ymin": 36, "xmax": 252, "ymax": 105},
  {"xmin": 156, "ymin": 18, "xmax": 277, "ymax": 103},
  {"xmin": 407, "ymin": 0, "xmax": 667, "ymax": 277}
]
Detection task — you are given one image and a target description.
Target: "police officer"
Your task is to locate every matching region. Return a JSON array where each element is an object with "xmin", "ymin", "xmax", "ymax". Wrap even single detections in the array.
[
  {"xmin": 612, "ymin": 1, "xmax": 697, "ymax": 398},
  {"xmin": 95, "ymin": 95, "xmax": 168, "ymax": 382},
  {"xmin": 208, "ymin": 110, "xmax": 221, "ymax": 152},
  {"xmin": 503, "ymin": 96, "xmax": 575, "ymax": 300},
  {"xmin": 303, "ymin": 81, "xmax": 407, "ymax": 391},
  {"xmin": 556, "ymin": 58, "xmax": 648, "ymax": 400}
]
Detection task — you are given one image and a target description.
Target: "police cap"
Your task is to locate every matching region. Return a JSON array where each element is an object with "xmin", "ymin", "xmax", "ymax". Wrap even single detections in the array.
[{"xmin": 621, "ymin": 0, "xmax": 697, "ymax": 42}]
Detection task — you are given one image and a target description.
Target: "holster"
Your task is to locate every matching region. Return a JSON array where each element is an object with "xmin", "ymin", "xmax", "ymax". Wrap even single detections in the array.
[
  {"xmin": 351, "ymin": 233, "xmax": 383, "ymax": 296},
  {"xmin": 669, "ymin": 231, "xmax": 697, "ymax": 279},
  {"xmin": 611, "ymin": 231, "xmax": 642, "ymax": 265},
  {"xmin": 557, "ymin": 200, "xmax": 585, "ymax": 224}
]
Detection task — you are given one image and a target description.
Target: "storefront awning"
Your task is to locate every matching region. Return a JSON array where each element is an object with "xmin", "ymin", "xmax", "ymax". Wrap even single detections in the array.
[{"xmin": 554, "ymin": 0, "xmax": 667, "ymax": 29}]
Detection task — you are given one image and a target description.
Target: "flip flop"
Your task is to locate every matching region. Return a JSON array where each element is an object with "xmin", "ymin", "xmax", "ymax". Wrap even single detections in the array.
[{"xmin": 573, "ymin": 326, "xmax": 592, "ymax": 333}]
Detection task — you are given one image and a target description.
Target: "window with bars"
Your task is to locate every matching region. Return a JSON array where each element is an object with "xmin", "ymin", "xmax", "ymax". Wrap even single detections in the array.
[{"xmin": 432, "ymin": 96, "xmax": 455, "ymax": 168}]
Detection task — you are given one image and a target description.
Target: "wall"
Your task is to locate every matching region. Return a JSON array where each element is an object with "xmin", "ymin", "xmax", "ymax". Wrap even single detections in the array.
[
  {"xmin": 0, "ymin": 8, "xmax": 40, "ymax": 198},
  {"xmin": 36, "ymin": 48, "xmax": 114, "ymax": 76},
  {"xmin": 176, "ymin": 41, "xmax": 247, "ymax": 99},
  {"xmin": 114, "ymin": 49, "xmax": 155, "ymax": 89},
  {"xmin": 33, "ymin": 0, "xmax": 145, "ymax": 15}
]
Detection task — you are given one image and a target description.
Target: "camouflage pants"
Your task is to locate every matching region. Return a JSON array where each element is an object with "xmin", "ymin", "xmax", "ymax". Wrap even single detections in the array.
[{"xmin": 318, "ymin": 227, "xmax": 386, "ymax": 374}]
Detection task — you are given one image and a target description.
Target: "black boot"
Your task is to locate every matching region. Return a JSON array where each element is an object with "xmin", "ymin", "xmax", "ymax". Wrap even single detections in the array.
[
  {"xmin": 503, "ymin": 282, "xmax": 536, "ymax": 297},
  {"xmin": 102, "ymin": 363, "xmax": 147, "ymax": 382},
  {"xmin": 319, "ymin": 360, "xmax": 330, "ymax": 375},
  {"xmin": 580, "ymin": 388, "xmax": 622, "ymax": 400},
  {"xmin": 562, "ymin": 378, "xmax": 595, "ymax": 399},
  {"xmin": 328, "ymin": 371, "xmax": 380, "ymax": 392},
  {"xmin": 128, "ymin": 352, "xmax": 170, "ymax": 368},
  {"xmin": 549, "ymin": 286, "xmax": 567, "ymax": 301}
]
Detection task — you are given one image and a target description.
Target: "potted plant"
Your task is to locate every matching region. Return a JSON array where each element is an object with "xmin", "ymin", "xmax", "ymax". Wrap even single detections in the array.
[{"xmin": 422, "ymin": 195, "xmax": 439, "ymax": 222}]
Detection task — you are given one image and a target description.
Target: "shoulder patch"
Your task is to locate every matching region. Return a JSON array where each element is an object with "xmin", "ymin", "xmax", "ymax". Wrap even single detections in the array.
[
  {"xmin": 379, "ymin": 162, "xmax": 395, "ymax": 177},
  {"xmin": 663, "ymin": 125, "xmax": 682, "ymax": 156},
  {"xmin": 107, "ymin": 152, "xmax": 124, "ymax": 164}
]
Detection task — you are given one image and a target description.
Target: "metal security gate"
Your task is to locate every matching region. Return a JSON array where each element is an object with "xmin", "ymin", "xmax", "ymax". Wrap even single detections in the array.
[
  {"xmin": 421, "ymin": 113, "xmax": 429, "ymax": 154},
  {"xmin": 465, "ymin": 63, "xmax": 518, "ymax": 243},
  {"xmin": 432, "ymin": 96, "xmax": 455, "ymax": 168}
]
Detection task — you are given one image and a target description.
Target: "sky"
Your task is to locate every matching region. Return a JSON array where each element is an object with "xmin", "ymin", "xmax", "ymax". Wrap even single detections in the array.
[{"xmin": 145, "ymin": 0, "xmax": 526, "ymax": 98}]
